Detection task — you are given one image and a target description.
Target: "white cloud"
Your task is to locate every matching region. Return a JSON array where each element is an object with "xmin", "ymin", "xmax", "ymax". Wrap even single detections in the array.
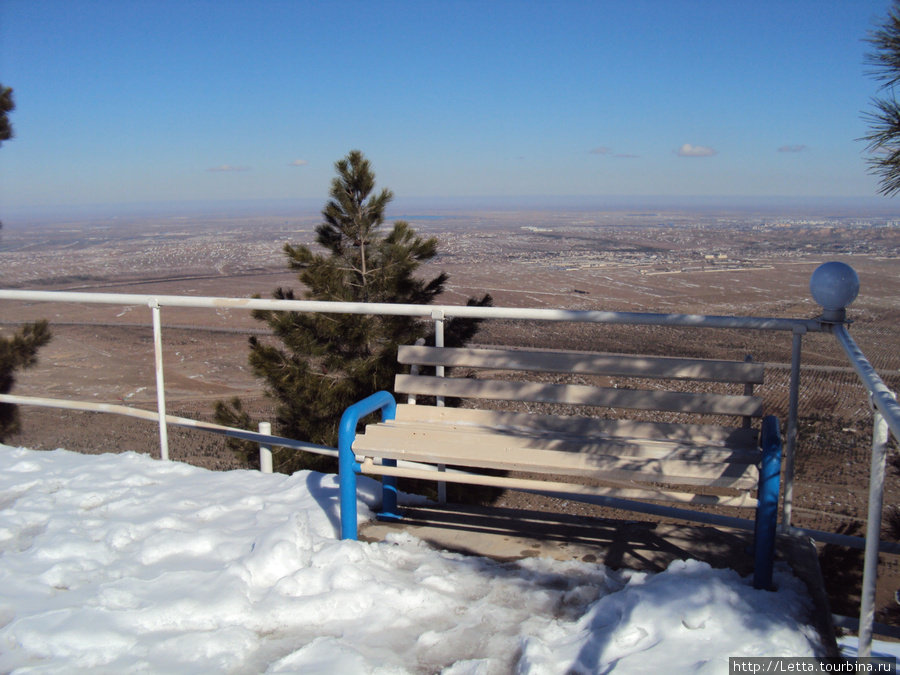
[
  {"xmin": 676, "ymin": 144, "xmax": 717, "ymax": 157},
  {"xmin": 589, "ymin": 147, "xmax": 612, "ymax": 155},
  {"xmin": 289, "ymin": 159, "xmax": 309, "ymax": 166},
  {"xmin": 207, "ymin": 165, "xmax": 250, "ymax": 172},
  {"xmin": 777, "ymin": 145, "xmax": 807, "ymax": 153}
]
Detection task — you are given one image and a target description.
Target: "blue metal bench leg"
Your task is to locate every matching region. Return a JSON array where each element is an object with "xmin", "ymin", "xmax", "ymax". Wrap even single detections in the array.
[
  {"xmin": 338, "ymin": 391, "xmax": 398, "ymax": 541},
  {"xmin": 378, "ymin": 461, "xmax": 403, "ymax": 521},
  {"xmin": 338, "ymin": 432, "xmax": 360, "ymax": 541},
  {"xmin": 753, "ymin": 415, "xmax": 783, "ymax": 590}
]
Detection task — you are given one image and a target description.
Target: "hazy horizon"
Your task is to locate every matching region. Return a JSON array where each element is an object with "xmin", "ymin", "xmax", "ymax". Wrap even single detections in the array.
[{"xmin": 4, "ymin": 193, "xmax": 900, "ymax": 228}]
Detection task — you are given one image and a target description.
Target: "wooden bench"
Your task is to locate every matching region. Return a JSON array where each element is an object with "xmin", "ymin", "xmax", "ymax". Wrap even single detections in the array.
[{"xmin": 338, "ymin": 345, "xmax": 783, "ymax": 589}]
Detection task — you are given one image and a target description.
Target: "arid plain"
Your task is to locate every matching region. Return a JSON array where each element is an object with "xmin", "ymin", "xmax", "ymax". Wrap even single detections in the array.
[{"xmin": 3, "ymin": 205, "xmax": 900, "ymax": 621}]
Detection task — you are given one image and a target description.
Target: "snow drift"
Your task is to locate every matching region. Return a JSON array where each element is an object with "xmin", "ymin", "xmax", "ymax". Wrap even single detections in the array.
[{"xmin": 0, "ymin": 445, "xmax": 824, "ymax": 673}]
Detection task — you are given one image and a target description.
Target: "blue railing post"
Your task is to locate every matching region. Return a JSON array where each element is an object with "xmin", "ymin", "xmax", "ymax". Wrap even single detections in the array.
[
  {"xmin": 338, "ymin": 391, "xmax": 397, "ymax": 541},
  {"xmin": 753, "ymin": 414, "xmax": 783, "ymax": 590}
]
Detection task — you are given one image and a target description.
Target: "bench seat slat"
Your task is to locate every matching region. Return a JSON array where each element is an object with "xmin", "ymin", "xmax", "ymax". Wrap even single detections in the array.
[
  {"xmin": 382, "ymin": 420, "xmax": 760, "ymax": 466},
  {"xmin": 353, "ymin": 424, "xmax": 760, "ymax": 489},
  {"xmin": 359, "ymin": 458, "xmax": 758, "ymax": 508},
  {"xmin": 398, "ymin": 346, "xmax": 766, "ymax": 384},
  {"xmin": 393, "ymin": 404, "xmax": 760, "ymax": 446},
  {"xmin": 395, "ymin": 374, "xmax": 764, "ymax": 417},
  {"xmin": 381, "ymin": 419, "xmax": 760, "ymax": 463}
]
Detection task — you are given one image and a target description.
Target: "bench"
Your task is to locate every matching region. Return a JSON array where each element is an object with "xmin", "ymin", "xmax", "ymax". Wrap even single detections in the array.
[{"xmin": 338, "ymin": 345, "xmax": 783, "ymax": 589}]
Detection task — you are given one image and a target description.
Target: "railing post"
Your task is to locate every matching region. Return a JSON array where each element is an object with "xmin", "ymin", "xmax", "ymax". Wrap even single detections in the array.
[
  {"xmin": 406, "ymin": 337, "xmax": 427, "ymax": 405},
  {"xmin": 259, "ymin": 421, "xmax": 273, "ymax": 473},
  {"xmin": 432, "ymin": 308, "xmax": 447, "ymax": 503},
  {"xmin": 781, "ymin": 326, "xmax": 804, "ymax": 532},
  {"xmin": 859, "ymin": 398, "xmax": 891, "ymax": 658},
  {"xmin": 432, "ymin": 308, "xmax": 446, "ymax": 407},
  {"xmin": 149, "ymin": 299, "xmax": 170, "ymax": 461},
  {"xmin": 742, "ymin": 355, "xmax": 755, "ymax": 429}
]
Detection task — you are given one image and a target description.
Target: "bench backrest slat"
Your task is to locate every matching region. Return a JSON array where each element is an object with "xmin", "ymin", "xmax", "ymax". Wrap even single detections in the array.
[
  {"xmin": 398, "ymin": 346, "xmax": 765, "ymax": 384},
  {"xmin": 395, "ymin": 374, "xmax": 764, "ymax": 417}
]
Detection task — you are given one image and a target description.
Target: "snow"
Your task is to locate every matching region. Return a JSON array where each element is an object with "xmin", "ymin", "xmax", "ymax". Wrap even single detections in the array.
[
  {"xmin": 0, "ymin": 445, "xmax": 828, "ymax": 674},
  {"xmin": 839, "ymin": 636, "xmax": 900, "ymax": 668}
]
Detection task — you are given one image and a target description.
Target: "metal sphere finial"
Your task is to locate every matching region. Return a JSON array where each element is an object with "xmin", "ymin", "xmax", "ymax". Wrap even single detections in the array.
[{"xmin": 810, "ymin": 261, "xmax": 859, "ymax": 322}]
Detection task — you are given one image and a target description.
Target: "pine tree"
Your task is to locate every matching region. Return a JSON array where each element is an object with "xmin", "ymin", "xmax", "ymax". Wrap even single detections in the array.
[
  {"xmin": 0, "ymin": 83, "xmax": 14, "ymax": 232},
  {"xmin": 0, "ymin": 86, "xmax": 53, "ymax": 439},
  {"xmin": 0, "ymin": 321, "xmax": 53, "ymax": 441},
  {"xmin": 863, "ymin": 1, "xmax": 900, "ymax": 196},
  {"xmin": 216, "ymin": 150, "xmax": 491, "ymax": 472},
  {"xmin": 0, "ymin": 84, "xmax": 13, "ymax": 147}
]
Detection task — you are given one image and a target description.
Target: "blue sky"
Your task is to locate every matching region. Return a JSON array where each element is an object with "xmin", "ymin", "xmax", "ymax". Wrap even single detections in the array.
[{"xmin": 0, "ymin": 0, "xmax": 896, "ymax": 214}]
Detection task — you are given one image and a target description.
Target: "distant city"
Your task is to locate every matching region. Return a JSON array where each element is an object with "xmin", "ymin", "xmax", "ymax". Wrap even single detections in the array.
[{"xmin": 3, "ymin": 203, "xmax": 900, "ymax": 293}]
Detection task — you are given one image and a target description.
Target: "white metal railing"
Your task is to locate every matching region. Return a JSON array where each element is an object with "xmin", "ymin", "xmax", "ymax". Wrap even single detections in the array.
[
  {"xmin": 0, "ymin": 392, "xmax": 337, "ymax": 459},
  {"xmin": 830, "ymin": 322, "xmax": 900, "ymax": 657},
  {"xmin": 0, "ymin": 270, "xmax": 895, "ymax": 654}
]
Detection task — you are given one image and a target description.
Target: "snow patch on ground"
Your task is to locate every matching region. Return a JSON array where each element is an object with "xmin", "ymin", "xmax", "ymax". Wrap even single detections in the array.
[{"xmin": 0, "ymin": 445, "xmax": 825, "ymax": 673}]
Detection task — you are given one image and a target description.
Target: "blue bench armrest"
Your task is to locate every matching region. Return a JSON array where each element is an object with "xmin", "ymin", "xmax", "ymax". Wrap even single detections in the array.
[
  {"xmin": 754, "ymin": 414, "xmax": 783, "ymax": 590},
  {"xmin": 338, "ymin": 391, "xmax": 397, "ymax": 540}
]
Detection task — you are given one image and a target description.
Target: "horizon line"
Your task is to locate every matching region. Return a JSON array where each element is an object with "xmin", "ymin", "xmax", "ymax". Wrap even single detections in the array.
[{"xmin": 2, "ymin": 193, "xmax": 899, "ymax": 223}]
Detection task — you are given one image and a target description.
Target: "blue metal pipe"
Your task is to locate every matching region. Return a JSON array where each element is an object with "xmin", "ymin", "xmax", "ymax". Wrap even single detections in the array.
[
  {"xmin": 753, "ymin": 414, "xmax": 783, "ymax": 590},
  {"xmin": 378, "ymin": 459, "xmax": 402, "ymax": 522},
  {"xmin": 338, "ymin": 390, "xmax": 397, "ymax": 540}
]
